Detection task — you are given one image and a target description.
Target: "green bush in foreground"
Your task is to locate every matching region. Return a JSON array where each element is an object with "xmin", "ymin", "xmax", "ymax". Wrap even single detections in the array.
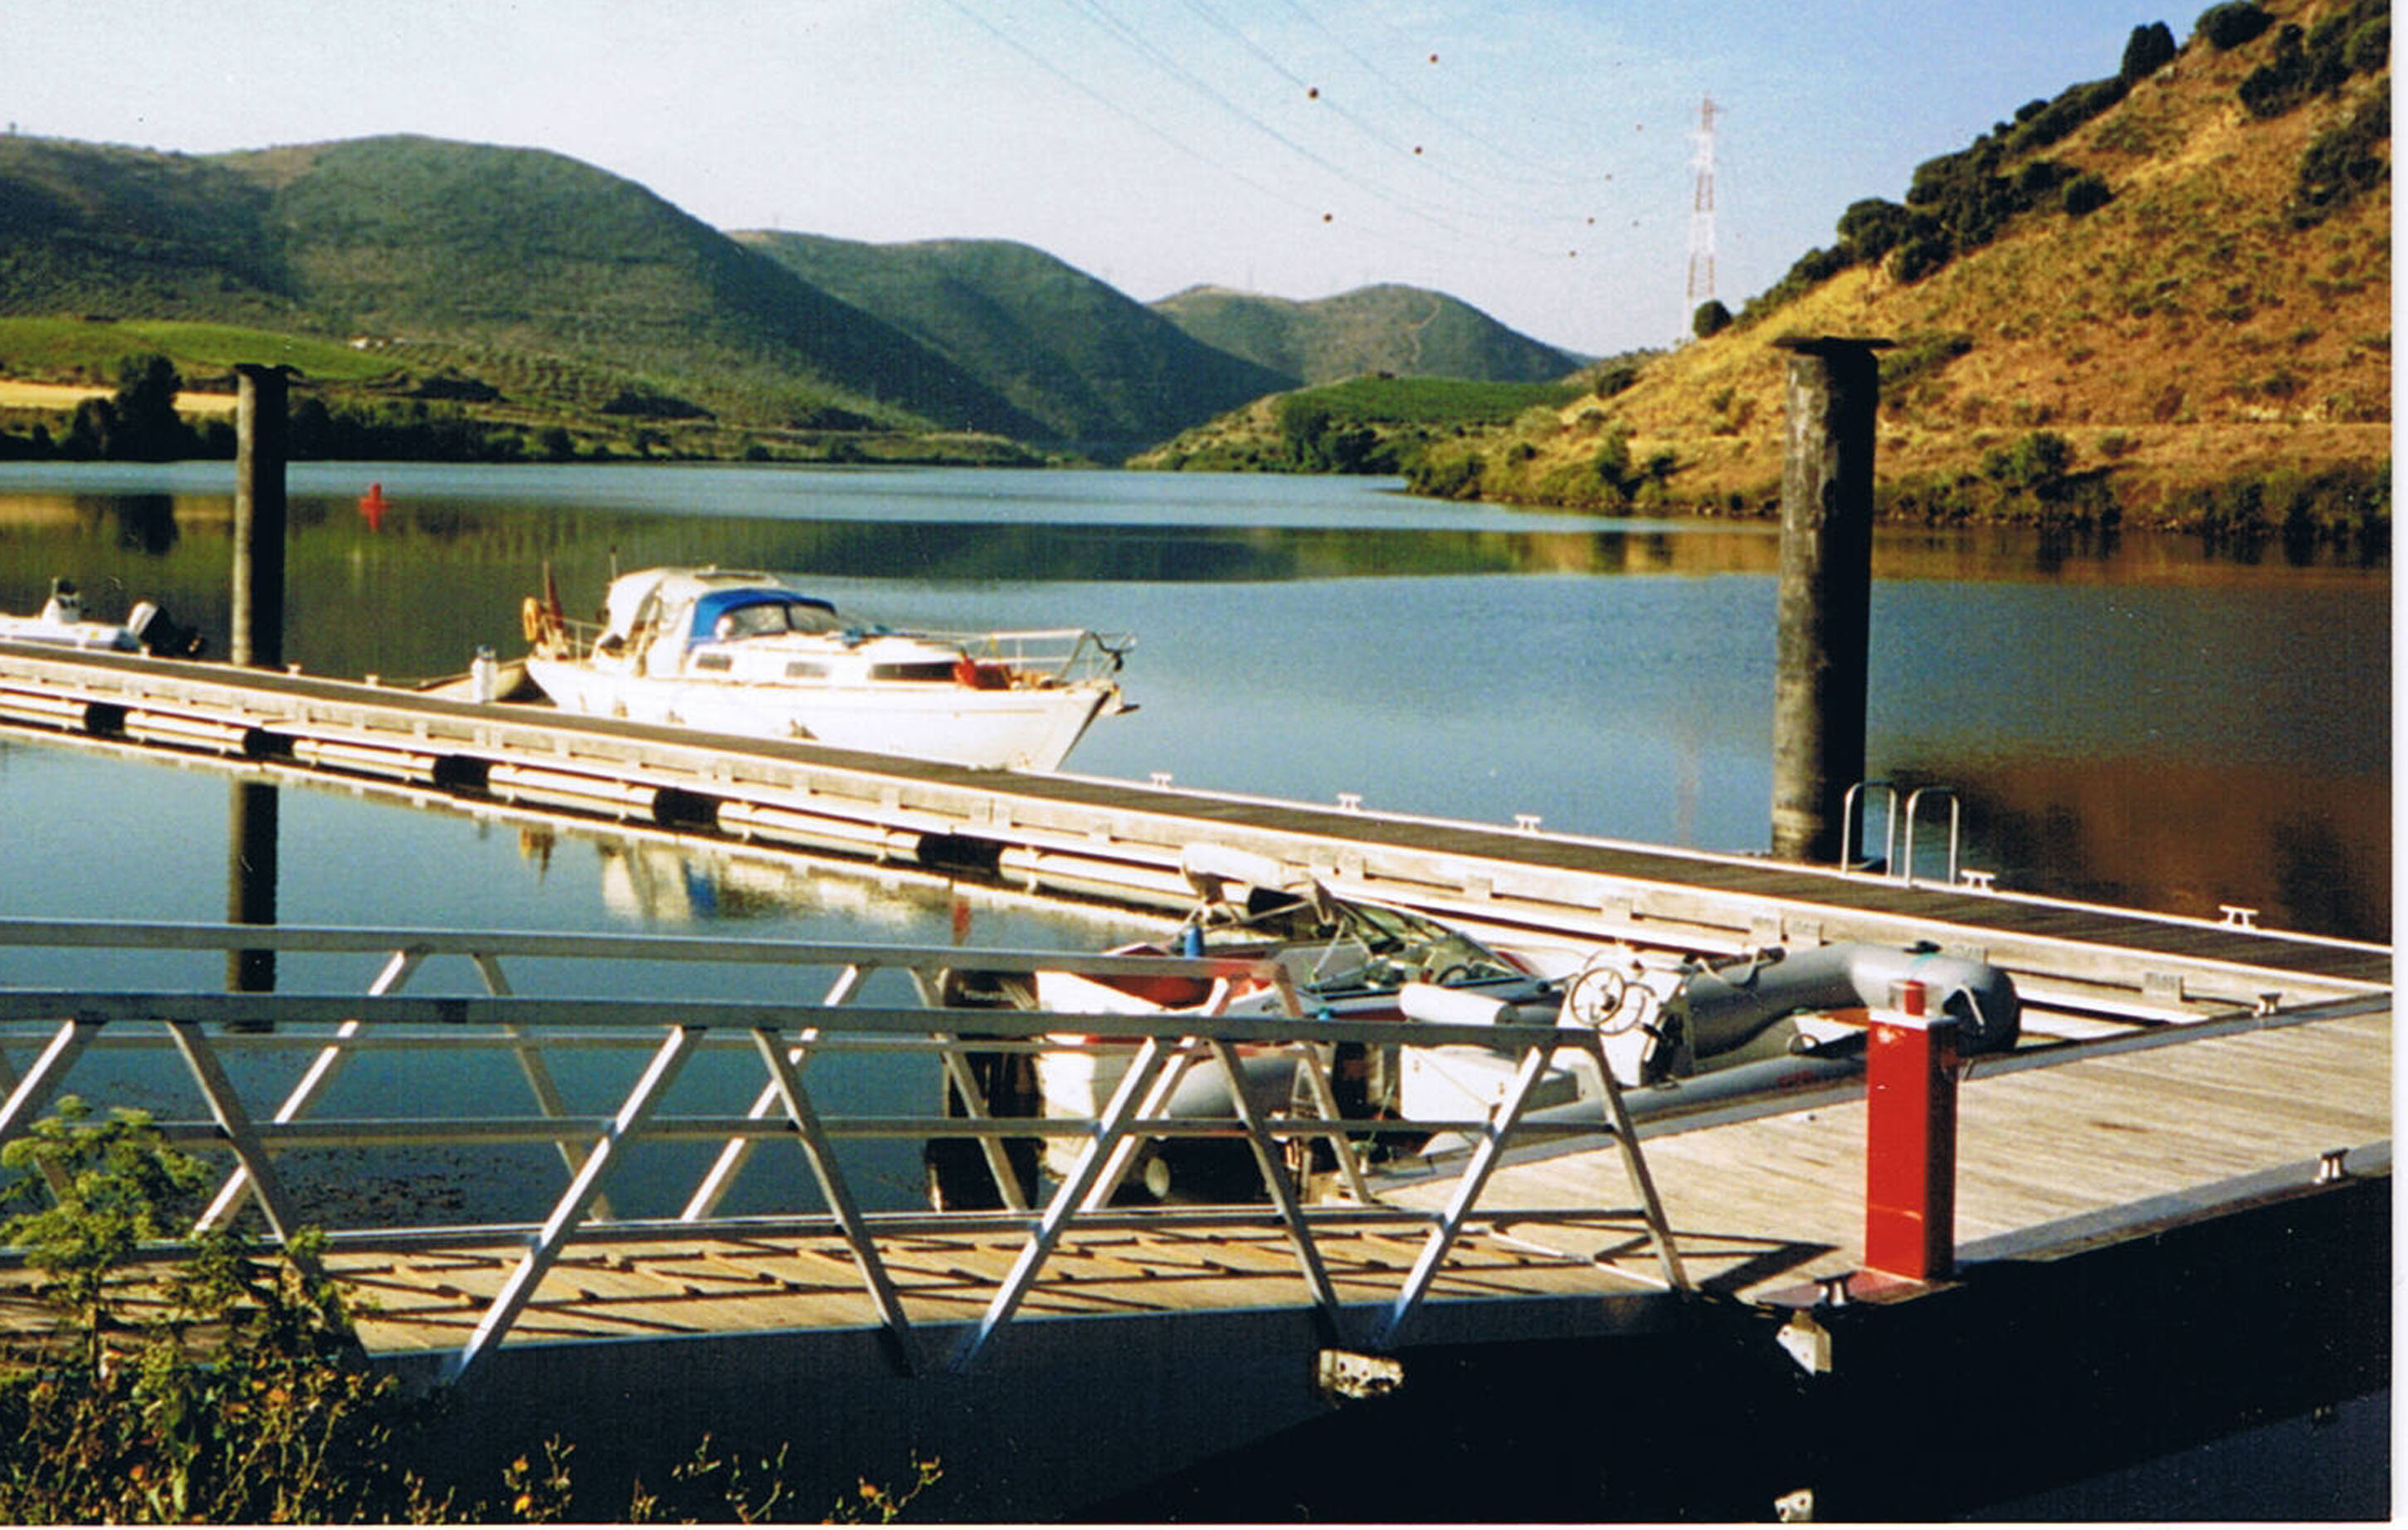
[
  {"xmin": 0, "ymin": 1099, "xmax": 428, "ymax": 1522},
  {"xmin": 0, "ymin": 1098, "xmax": 938, "ymax": 1523}
]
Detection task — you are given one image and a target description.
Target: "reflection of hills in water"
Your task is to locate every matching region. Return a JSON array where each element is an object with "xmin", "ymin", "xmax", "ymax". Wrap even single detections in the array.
[
  {"xmin": 1884, "ymin": 756, "xmax": 2387, "ymax": 944},
  {"xmin": 0, "ymin": 492, "xmax": 1803, "ymax": 678},
  {"xmin": 0, "ymin": 479, "xmax": 2384, "ymax": 945}
]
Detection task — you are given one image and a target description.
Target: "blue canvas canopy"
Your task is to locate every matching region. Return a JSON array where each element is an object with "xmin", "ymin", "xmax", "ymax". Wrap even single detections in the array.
[{"xmin": 690, "ymin": 587, "xmax": 836, "ymax": 639}]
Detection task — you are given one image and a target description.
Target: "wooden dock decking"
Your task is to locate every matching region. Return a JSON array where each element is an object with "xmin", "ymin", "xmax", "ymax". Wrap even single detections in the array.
[
  {"xmin": 0, "ymin": 1001, "xmax": 2374, "ymax": 1362},
  {"xmin": 1388, "ymin": 1000, "xmax": 2391, "ymax": 1303}
]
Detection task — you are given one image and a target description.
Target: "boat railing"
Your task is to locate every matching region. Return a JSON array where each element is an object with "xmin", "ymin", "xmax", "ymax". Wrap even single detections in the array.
[
  {"xmin": 0, "ymin": 918, "xmax": 1681, "ymax": 1385},
  {"xmin": 533, "ymin": 616, "xmax": 1128, "ymax": 686},
  {"xmin": 932, "ymin": 626, "xmax": 1132, "ymax": 687},
  {"xmin": 532, "ymin": 612, "xmax": 608, "ymax": 664}
]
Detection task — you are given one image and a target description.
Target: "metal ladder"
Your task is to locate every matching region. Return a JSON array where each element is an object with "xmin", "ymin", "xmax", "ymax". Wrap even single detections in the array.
[{"xmin": 1840, "ymin": 780, "xmax": 1966, "ymax": 889}]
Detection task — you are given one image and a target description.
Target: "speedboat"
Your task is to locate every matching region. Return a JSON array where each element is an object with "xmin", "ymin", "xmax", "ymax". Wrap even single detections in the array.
[
  {"xmin": 520, "ymin": 566, "xmax": 1131, "ymax": 770},
  {"xmin": 0, "ymin": 577, "xmax": 205, "ymax": 656},
  {"xmin": 928, "ymin": 845, "xmax": 1550, "ymax": 1202},
  {"xmin": 924, "ymin": 845, "xmax": 2023, "ymax": 1207}
]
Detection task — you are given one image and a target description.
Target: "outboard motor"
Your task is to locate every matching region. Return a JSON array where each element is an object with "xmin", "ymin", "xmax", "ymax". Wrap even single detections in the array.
[
  {"xmin": 125, "ymin": 601, "xmax": 207, "ymax": 659},
  {"xmin": 1670, "ymin": 941, "xmax": 2020, "ymax": 1060},
  {"xmin": 38, "ymin": 577, "xmax": 81, "ymax": 625}
]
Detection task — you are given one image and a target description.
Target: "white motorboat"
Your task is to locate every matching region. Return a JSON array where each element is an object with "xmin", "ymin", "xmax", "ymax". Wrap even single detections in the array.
[
  {"xmin": 0, "ymin": 577, "xmax": 205, "ymax": 656},
  {"xmin": 520, "ymin": 566, "xmax": 1131, "ymax": 770}
]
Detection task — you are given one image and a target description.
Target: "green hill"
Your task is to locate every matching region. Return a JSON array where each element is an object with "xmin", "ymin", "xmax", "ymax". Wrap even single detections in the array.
[
  {"xmin": 227, "ymin": 137, "xmax": 1041, "ymax": 436},
  {"xmin": 1403, "ymin": 0, "xmax": 2391, "ymax": 536},
  {"xmin": 0, "ymin": 132, "xmax": 1601, "ymax": 464},
  {"xmin": 1131, "ymin": 374, "xmax": 1592, "ymax": 473},
  {"xmin": 0, "ymin": 134, "xmax": 1053, "ymax": 446},
  {"xmin": 0, "ymin": 138, "xmax": 295, "ymax": 323},
  {"xmin": 1152, "ymin": 283, "xmax": 1586, "ymax": 386},
  {"xmin": 738, "ymin": 231, "xmax": 1291, "ymax": 457}
]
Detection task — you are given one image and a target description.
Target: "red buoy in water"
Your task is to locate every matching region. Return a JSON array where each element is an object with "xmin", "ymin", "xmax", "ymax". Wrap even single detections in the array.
[{"xmin": 358, "ymin": 481, "xmax": 388, "ymax": 530}]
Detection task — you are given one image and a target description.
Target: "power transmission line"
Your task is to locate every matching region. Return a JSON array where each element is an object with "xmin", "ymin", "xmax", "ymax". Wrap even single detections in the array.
[
  {"xmin": 1684, "ymin": 95, "xmax": 1719, "ymax": 339},
  {"xmin": 951, "ymin": 0, "xmax": 1612, "ymax": 269}
]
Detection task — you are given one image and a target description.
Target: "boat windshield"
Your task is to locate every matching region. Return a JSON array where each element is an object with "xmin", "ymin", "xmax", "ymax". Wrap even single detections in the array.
[
  {"xmin": 1333, "ymin": 901, "xmax": 1519, "ymax": 981},
  {"xmin": 1198, "ymin": 894, "xmax": 1518, "ymax": 982},
  {"xmin": 693, "ymin": 592, "xmax": 841, "ymax": 641}
]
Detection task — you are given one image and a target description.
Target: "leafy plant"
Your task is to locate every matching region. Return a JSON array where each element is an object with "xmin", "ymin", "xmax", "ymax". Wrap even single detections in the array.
[
  {"xmin": 2063, "ymin": 172, "xmax": 2116, "ymax": 216},
  {"xmin": 0, "ymin": 1099, "xmax": 944, "ymax": 1523},
  {"xmin": 0, "ymin": 1098, "xmax": 204, "ymax": 1370},
  {"xmin": 2289, "ymin": 90, "xmax": 2391, "ymax": 225},
  {"xmin": 2196, "ymin": 2, "xmax": 2274, "ymax": 51},
  {"xmin": 0, "ymin": 1099, "xmax": 432, "ymax": 1521},
  {"xmin": 2122, "ymin": 21, "xmax": 2180, "ymax": 80}
]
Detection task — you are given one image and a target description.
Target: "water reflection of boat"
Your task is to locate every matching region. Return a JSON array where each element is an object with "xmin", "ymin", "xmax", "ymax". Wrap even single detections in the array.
[
  {"xmin": 926, "ymin": 845, "xmax": 2023, "ymax": 1206},
  {"xmin": 0, "ymin": 577, "xmax": 205, "ymax": 656},
  {"xmin": 520, "ymin": 566, "xmax": 1132, "ymax": 771}
]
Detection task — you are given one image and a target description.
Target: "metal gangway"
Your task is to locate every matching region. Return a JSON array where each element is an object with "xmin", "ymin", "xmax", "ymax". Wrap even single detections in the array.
[{"xmin": 0, "ymin": 919, "xmax": 1684, "ymax": 1383}]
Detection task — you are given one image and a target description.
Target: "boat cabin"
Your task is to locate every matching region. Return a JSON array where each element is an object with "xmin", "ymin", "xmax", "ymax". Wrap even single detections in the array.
[{"xmin": 589, "ymin": 567, "xmax": 984, "ymax": 685}]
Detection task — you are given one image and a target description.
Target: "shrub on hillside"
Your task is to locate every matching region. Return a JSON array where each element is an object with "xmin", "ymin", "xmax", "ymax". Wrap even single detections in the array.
[
  {"xmin": 1892, "ymin": 233, "xmax": 1955, "ymax": 285},
  {"xmin": 2196, "ymin": 2, "xmax": 2274, "ymax": 50},
  {"xmin": 1984, "ymin": 431, "xmax": 2076, "ymax": 498},
  {"xmin": 2003, "ymin": 76, "xmax": 2130, "ymax": 154},
  {"xmin": 2063, "ymin": 172, "xmax": 2116, "ymax": 215},
  {"xmin": 1591, "ymin": 360, "xmax": 1643, "ymax": 397},
  {"xmin": 2343, "ymin": 13, "xmax": 2389, "ymax": 72},
  {"xmin": 2238, "ymin": 0, "xmax": 2389, "ymax": 117},
  {"xmin": 2122, "ymin": 21, "xmax": 2180, "ymax": 80},
  {"xmin": 1692, "ymin": 300, "xmax": 1732, "ymax": 339},
  {"xmin": 1835, "ymin": 197, "xmax": 1913, "ymax": 262},
  {"xmin": 1406, "ymin": 449, "xmax": 1484, "ymax": 500},
  {"xmin": 1878, "ymin": 333, "xmax": 1977, "ymax": 396},
  {"xmin": 2289, "ymin": 90, "xmax": 2391, "ymax": 225}
]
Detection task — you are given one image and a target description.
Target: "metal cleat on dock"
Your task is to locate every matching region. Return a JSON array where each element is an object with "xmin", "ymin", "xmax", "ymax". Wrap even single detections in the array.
[{"xmin": 1315, "ymin": 1348, "xmax": 1404, "ymax": 1403}]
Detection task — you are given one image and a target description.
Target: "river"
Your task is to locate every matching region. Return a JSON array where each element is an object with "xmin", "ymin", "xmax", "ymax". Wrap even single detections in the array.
[
  {"xmin": 0, "ymin": 460, "xmax": 2386, "ymax": 942},
  {"xmin": 0, "ymin": 460, "xmax": 2387, "ymax": 1517}
]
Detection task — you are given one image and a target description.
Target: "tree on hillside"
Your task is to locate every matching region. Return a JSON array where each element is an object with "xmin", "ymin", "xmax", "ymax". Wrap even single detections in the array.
[
  {"xmin": 2196, "ymin": 2, "xmax": 2274, "ymax": 50},
  {"xmin": 108, "ymin": 353, "xmax": 193, "ymax": 462},
  {"xmin": 2123, "ymin": 22, "xmax": 2180, "ymax": 80},
  {"xmin": 1692, "ymin": 300, "xmax": 1733, "ymax": 339}
]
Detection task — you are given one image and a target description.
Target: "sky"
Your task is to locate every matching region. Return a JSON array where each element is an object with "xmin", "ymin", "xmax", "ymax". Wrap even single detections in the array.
[{"xmin": 10, "ymin": 2, "xmax": 2146, "ymax": 357}]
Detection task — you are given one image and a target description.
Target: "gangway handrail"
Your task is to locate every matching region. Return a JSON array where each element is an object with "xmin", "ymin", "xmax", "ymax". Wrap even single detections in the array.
[{"xmin": 0, "ymin": 918, "xmax": 1684, "ymax": 1387}]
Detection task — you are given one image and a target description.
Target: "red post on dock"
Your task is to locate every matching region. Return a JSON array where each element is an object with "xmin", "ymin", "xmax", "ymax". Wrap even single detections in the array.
[{"xmin": 1863, "ymin": 979, "xmax": 1959, "ymax": 1282}]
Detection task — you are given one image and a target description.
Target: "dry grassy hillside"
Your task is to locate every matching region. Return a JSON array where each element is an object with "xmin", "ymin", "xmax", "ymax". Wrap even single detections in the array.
[{"xmin": 1425, "ymin": 0, "xmax": 2389, "ymax": 529}]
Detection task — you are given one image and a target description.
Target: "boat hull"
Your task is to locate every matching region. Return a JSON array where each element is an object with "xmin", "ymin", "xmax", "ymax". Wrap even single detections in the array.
[{"xmin": 524, "ymin": 657, "xmax": 1114, "ymax": 771}]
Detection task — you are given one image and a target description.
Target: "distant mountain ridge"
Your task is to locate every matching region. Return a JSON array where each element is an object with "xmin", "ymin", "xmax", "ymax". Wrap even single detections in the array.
[
  {"xmin": 0, "ymin": 133, "xmax": 1582, "ymax": 459},
  {"xmin": 1153, "ymin": 283, "xmax": 1586, "ymax": 385},
  {"xmin": 735, "ymin": 232, "xmax": 1293, "ymax": 454}
]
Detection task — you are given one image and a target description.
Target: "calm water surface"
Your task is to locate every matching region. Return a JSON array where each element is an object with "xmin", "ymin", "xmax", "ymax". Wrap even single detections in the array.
[
  {"xmin": 0, "ymin": 462, "xmax": 2386, "ymax": 1516},
  {"xmin": 0, "ymin": 460, "xmax": 2385, "ymax": 939}
]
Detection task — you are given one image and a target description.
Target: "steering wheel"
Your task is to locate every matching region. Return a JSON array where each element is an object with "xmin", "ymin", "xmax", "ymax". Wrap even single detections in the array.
[{"xmin": 1564, "ymin": 963, "xmax": 1645, "ymax": 1034}]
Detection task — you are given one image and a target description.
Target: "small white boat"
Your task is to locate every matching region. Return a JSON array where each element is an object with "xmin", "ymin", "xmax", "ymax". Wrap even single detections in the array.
[
  {"xmin": 0, "ymin": 577, "xmax": 205, "ymax": 657},
  {"xmin": 521, "ymin": 566, "xmax": 1131, "ymax": 770},
  {"xmin": 929, "ymin": 845, "xmax": 1549, "ymax": 1202},
  {"xmin": 924, "ymin": 845, "xmax": 2025, "ymax": 1206}
]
